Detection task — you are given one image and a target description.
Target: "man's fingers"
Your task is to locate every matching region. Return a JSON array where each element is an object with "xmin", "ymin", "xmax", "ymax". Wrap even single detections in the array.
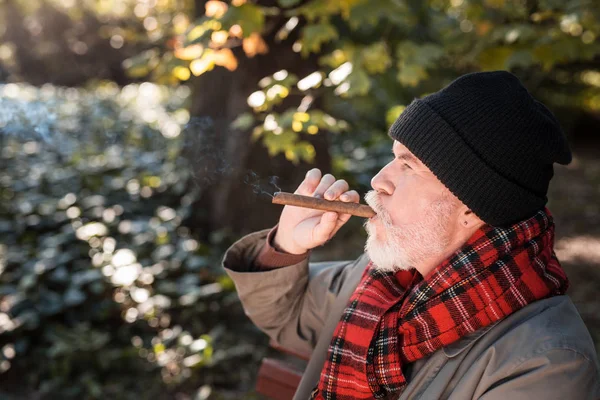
[
  {"xmin": 295, "ymin": 168, "xmax": 321, "ymax": 196},
  {"xmin": 313, "ymin": 174, "xmax": 336, "ymax": 198},
  {"xmin": 331, "ymin": 212, "xmax": 352, "ymax": 234},
  {"xmin": 324, "ymin": 179, "xmax": 349, "ymax": 200},
  {"xmin": 313, "ymin": 212, "xmax": 338, "ymax": 242},
  {"xmin": 339, "ymin": 190, "xmax": 359, "ymax": 203},
  {"xmin": 337, "ymin": 213, "xmax": 352, "ymax": 225},
  {"xmin": 315, "ymin": 211, "xmax": 352, "ymax": 245}
]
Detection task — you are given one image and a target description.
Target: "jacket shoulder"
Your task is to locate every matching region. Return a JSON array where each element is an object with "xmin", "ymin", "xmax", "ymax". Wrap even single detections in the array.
[
  {"xmin": 493, "ymin": 296, "xmax": 597, "ymax": 359},
  {"xmin": 449, "ymin": 296, "xmax": 600, "ymax": 397},
  {"xmin": 439, "ymin": 296, "xmax": 600, "ymax": 399},
  {"xmin": 445, "ymin": 295, "xmax": 597, "ymax": 360}
]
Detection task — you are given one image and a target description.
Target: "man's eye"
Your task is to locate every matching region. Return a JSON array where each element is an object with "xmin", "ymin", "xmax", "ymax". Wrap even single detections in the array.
[{"xmin": 403, "ymin": 163, "xmax": 412, "ymax": 169}]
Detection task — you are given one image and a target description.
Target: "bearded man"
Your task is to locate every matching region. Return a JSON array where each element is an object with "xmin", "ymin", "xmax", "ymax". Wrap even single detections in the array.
[{"xmin": 222, "ymin": 71, "xmax": 600, "ymax": 399}]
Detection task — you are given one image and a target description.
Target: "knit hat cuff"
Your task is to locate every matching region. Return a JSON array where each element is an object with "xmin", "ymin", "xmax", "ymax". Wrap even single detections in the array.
[{"xmin": 389, "ymin": 99, "xmax": 545, "ymax": 226}]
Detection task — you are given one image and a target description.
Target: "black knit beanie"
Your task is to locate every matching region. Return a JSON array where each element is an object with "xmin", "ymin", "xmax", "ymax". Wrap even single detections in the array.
[{"xmin": 389, "ymin": 70, "xmax": 572, "ymax": 227}]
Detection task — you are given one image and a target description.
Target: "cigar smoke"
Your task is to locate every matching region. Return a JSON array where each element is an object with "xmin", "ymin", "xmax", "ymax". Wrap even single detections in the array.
[
  {"xmin": 182, "ymin": 117, "xmax": 234, "ymax": 190},
  {"xmin": 182, "ymin": 118, "xmax": 282, "ymax": 197},
  {"xmin": 243, "ymin": 170, "xmax": 281, "ymax": 199}
]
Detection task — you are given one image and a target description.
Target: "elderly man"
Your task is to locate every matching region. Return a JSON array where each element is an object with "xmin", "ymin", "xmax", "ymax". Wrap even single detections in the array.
[{"xmin": 222, "ymin": 71, "xmax": 600, "ymax": 399}]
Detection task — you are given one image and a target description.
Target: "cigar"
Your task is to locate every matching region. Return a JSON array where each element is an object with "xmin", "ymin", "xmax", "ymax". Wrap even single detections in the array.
[{"xmin": 272, "ymin": 192, "xmax": 376, "ymax": 218}]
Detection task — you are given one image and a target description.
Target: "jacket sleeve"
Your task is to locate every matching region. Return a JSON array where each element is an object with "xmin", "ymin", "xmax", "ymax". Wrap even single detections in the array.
[
  {"xmin": 479, "ymin": 347, "xmax": 600, "ymax": 400},
  {"xmin": 222, "ymin": 228, "xmax": 365, "ymax": 356},
  {"xmin": 255, "ymin": 224, "xmax": 312, "ymax": 269}
]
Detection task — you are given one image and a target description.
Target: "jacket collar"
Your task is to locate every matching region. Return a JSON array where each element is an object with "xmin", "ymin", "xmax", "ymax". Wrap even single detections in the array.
[{"xmin": 442, "ymin": 322, "xmax": 499, "ymax": 358}]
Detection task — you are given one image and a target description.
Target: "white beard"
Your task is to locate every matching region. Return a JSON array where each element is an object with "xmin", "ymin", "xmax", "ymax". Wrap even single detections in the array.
[{"xmin": 363, "ymin": 190, "xmax": 457, "ymax": 273}]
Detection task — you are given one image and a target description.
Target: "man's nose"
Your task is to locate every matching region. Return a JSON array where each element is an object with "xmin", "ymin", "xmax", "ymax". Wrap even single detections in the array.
[{"xmin": 371, "ymin": 166, "xmax": 394, "ymax": 195}]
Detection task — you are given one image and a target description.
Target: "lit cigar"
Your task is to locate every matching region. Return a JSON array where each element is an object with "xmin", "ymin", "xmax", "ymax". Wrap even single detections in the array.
[{"xmin": 272, "ymin": 192, "xmax": 376, "ymax": 218}]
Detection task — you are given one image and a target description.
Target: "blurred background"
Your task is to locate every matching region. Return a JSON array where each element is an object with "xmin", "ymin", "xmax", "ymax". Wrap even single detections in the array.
[{"xmin": 0, "ymin": 0, "xmax": 599, "ymax": 398}]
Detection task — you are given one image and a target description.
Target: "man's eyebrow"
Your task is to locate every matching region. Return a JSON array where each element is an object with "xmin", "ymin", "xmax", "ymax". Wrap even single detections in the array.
[{"xmin": 392, "ymin": 150, "xmax": 420, "ymax": 165}]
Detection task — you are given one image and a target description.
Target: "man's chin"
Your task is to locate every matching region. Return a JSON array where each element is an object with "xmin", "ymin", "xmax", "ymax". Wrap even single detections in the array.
[{"xmin": 365, "ymin": 236, "xmax": 412, "ymax": 273}]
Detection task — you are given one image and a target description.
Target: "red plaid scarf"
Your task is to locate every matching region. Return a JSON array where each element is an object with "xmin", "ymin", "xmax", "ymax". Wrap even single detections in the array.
[{"xmin": 311, "ymin": 207, "xmax": 568, "ymax": 399}]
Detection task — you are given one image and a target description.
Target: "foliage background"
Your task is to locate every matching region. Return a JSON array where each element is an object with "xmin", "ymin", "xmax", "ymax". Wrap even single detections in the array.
[{"xmin": 0, "ymin": 0, "xmax": 599, "ymax": 398}]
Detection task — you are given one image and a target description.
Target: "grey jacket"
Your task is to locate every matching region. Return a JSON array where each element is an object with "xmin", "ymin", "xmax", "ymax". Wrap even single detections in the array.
[{"xmin": 223, "ymin": 229, "xmax": 600, "ymax": 399}]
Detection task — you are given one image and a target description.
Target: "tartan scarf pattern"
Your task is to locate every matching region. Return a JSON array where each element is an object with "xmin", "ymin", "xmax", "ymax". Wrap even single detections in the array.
[{"xmin": 311, "ymin": 207, "xmax": 568, "ymax": 399}]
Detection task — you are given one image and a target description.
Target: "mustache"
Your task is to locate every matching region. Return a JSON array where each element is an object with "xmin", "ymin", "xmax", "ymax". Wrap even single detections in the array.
[
  {"xmin": 364, "ymin": 190, "xmax": 382, "ymax": 213},
  {"xmin": 364, "ymin": 191, "xmax": 393, "ymax": 226}
]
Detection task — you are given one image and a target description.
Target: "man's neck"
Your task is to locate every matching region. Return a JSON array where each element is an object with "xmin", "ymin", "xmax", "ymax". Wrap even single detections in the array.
[{"xmin": 416, "ymin": 223, "xmax": 484, "ymax": 278}]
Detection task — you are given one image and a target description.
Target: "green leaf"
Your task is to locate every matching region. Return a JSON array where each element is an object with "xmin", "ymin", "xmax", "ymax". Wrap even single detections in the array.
[
  {"xmin": 289, "ymin": 0, "xmax": 343, "ymax": 22},
  {"xmin": 306, "ymin": 110, "xmax": 345, "ymax": 132},
  {"xmin": 301, "ymin": 22, "xmax": 339, "ymax": 56},
  {"xmin": 271, "ymin": 109, "xmax": 293, "ymax": 130},
  {"xmin": 294, "ymin": 141, "xmax": 316, "ymax": 163},
  {"xmin": 319, "ymin": 43, "xmax": 355, "ymax": 68},
  {"xmin": 220, "ymin": 3, "xmax": 265, "ymax": 37},
  {"xmin": 230, "ymin": 112, "xmax": 256, "ymax": 130},
  {"xmin": 397, "ymin": 41, "xmax": 445, "ymax": 68},
  {"xmin": 263, "ymin": 130, "xmax": 299, "ymax": 157},
  {"xmin": 345, "ymin": 67, "xmax": 371, "ymax": 97},
  {"xmin": 397, "ymin": 64, "xmax": 428, "ymax": 87},
  {"xmin": 396, "ymin": 41, "xmax": 444, "ymax": 86},
  {"xmin": 347, "ymin": 0, "xmax": 411, "ymax": 29},
  {"xmin": 360, "ymin": 42, "xmax": 392, "ymax": 74},
  {"xmin": 185, "ymin": 17, "xmax": 213, "ymax": 45},
  {"xmin": 386, "ymin": 105, "xmax": 406, "ymax": 127}
]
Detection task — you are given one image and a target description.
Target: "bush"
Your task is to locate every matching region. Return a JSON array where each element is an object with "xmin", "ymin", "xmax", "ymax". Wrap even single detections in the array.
[{"xmin": 0, "ymin": 83, "xmax": 266, "ymax": 399}]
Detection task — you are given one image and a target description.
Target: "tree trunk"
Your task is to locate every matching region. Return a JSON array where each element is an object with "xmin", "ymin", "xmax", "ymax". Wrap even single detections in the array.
[{"xmin": 186, "ymin": 22, "xmax": 330, "ymax": 239}]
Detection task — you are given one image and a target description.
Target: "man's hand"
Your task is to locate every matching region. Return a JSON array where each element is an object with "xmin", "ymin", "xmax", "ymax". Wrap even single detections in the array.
[{"xmin": 273, "ymin": 168, "xmax": 360, "ymax": 255}]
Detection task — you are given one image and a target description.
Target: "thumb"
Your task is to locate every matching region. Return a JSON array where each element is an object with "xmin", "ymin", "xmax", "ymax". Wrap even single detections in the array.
[{"xmin": 312, "ymin": 212, "xmax": 338, "ymax": 244}]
